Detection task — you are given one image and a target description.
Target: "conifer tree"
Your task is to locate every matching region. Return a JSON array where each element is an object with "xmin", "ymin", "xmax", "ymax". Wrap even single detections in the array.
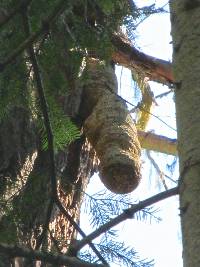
[{"xmin": 0, "ymin": 1, "xmax": 180, "ymax": 266}]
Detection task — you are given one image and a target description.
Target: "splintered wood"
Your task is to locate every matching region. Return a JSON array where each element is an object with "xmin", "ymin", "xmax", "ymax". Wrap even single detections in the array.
[{"xmin": 82, "ymin": 58, "xmax": 141, "ymax": 194}]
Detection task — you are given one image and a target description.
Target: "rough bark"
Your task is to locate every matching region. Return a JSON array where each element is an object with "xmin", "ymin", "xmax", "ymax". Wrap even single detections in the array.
[
  {"xmin": 0, "ymin": 107, "xmax": 38, "ymax": 265},
  {"xmin": 0, "ymin": 90, "xmax": 97, "ymax": 266},
  {"xmin": 0, "ymin": 107, "xmax": 37, "ymax": 200},
  {"xmin": 170, "ymin": 2, "xmax": 200, "ymax": 266}
]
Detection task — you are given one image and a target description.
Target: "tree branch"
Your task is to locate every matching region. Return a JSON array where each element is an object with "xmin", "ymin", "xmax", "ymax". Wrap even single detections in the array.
[
  {"xmin": 138, "ymin": 130, "xmax": 177, "ymax": 155},
  {"xmin": 0, "ymin": 6, "xmax": 174, "ymax": 88},
  {"xmin": 111, "ymin": 32, "xmax": 173, "ymax": 85},
  {"xmin": 73, "ymin": 186, "xmax": 179, "ymax": 252},
  {"xmin": 146, "ymin": 150, "xmax": 168, "ymax": 190},
  {"xmin": 119, "ymin": 94, "xmax": 176, "ymax": 132},
  {"xmin": 0, "ymin": 7, "xmax": 174, "ymax": 88},
  {"xmin": 0, "ymin": 243, "xmax": 108, "ymax": 267}
]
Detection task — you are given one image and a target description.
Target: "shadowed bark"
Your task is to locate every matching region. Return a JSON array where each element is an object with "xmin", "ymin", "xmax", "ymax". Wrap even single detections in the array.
[{"xmin": 0, "ymin": 90, "xmax": 98, "ymax": 267}]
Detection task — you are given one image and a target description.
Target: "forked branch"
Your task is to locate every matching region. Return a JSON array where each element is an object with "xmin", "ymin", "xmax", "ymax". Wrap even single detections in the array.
[{"xmin": 73, "ymin": 186, "xmax": 179, "ymax": 252}]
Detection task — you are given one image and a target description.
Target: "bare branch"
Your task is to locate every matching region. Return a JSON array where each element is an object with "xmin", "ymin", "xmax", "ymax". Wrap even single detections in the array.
[
  {"xmin": 146, "ymin": 150, "xmax": 168, "ymax": 190},
  {"xmin": 74, "ymin": 186, "xmax": 179, "ymax": 252},
  {"xmin": 120, "ymin": 94, "xmax": 176, "ymax": 132},
  {"xmin": 138, "ymin": 130, "xmax": 177, "ymax": 156},
  {"xmin": 0, "ymin": 243, "xmax": 108, "ymax": 267},
  {"xmin": 111, "ymin": 33, "xmax": 173, "ymax": 85}
]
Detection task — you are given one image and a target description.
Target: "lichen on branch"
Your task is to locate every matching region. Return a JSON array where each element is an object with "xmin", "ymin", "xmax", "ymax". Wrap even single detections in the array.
[{"xmin": 81, "ymin": 58, "xmax": 141, "ymax": 194}]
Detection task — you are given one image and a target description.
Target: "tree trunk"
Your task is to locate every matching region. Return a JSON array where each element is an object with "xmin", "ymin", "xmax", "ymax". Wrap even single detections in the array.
[
  {"xmin": 0, "ymin": 89, "xmax": 97, "ymax": 266},
  {"xmin": 170, "ymin": 2, "xmax": 200, "ymax": 266}
]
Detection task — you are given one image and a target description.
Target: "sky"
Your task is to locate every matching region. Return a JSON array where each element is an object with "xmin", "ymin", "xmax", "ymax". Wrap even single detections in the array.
[{"xmin": 81, "ymin": 1, "xmax": 183, "ymax": 266}]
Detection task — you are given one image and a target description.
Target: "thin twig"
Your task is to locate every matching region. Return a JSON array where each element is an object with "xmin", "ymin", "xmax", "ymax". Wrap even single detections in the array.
[
  {"xmin": 155, "ymin": 90, "xmax": 172, "ymax": 99},
  {"xmin": 0, "ymin": 0, "xmax": 67, "ymax": 72},
  {"xmin": 125, "ymin": 95, "xmax": 176, "ymax": 132},
  {"xmin": 146, "ymin": 150, "xmax": 168, "ymax": 190},
  {"xmin": 73, "ymin": 186, "xmax": 179, "ymax": 252},
  {"xmin": 103, "ymin": 75, "xmax": 176, "ymax": 132},
  {"xmin": 119, "ymin": 66, "xmax": 123, "ymax": 95}
]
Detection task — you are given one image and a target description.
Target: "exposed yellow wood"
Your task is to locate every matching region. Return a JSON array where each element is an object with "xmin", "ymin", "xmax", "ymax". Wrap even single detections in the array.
[{"xmin": 138, "ymin": 130, "xmax": 177, "ymax": 156}]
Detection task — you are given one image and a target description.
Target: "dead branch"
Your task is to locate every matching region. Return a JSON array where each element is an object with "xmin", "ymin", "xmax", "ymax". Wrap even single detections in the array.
[
  {"xmin": 138, "ymin": 130, "xmax": 177, "ymax": 155},
  {"xmin": 112, "ymin": 33, "xmax": 173, "ymax": 85}
]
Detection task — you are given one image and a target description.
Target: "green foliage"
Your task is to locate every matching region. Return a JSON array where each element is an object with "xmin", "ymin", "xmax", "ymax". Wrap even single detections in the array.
[
  {"xmin": 125, "ymin": 3, "xmax": 167, "ymax": 40},
  {"xmin": 80, "ymin": 239, "xmax": 154, "ymax": 267},
  {"xmin": 81, "ymin": 189, "xmax": 160, "ymax": 266},
  {"xmin": 38, "ymin": 98, "xmax": 80, "ymax": 151},
  {"xmin": 84, "ymin": 190, "xmax": 132, "ymax": 228},
  {"xmin": 98, "ymin": 239, "xmax": 154, "ymax": 267},
  {"xmin": 0, "ymin": 207, "xmax": 18, "ymax": 243},
  {"xmin": 14, "ymin": 173, "xmax": 50, "ymax": 233},
  {"xmin": 0, "ymin": 3, "xmax": 29, "ymax": 120},
  {"xmin": 84, "ymin": 189, "xmax": 161, "ymax": 229},
  {"xmin": 29, "ymin": 0, "xmax": 62, "ymax": 32},
  {"xmin": 0, "ymin": 63, "xmax": 29, "ymax": 121}
]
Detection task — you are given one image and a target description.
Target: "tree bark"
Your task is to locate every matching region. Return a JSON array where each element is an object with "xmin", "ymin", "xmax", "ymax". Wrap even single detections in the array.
[
  {"xmin": 0, "ymin": 92, "xmax": 97, "ymax": 267},
  {"xmin": 138, "ymin": 130, "xmax": 177, "ymax": 156},
  {"xmin": 170, "ymin": 2, "xmax": 200, "ymax": 266},
  {"xmin": 111, "ymin": 33, "xmax": 173, "ymax": 85}
]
